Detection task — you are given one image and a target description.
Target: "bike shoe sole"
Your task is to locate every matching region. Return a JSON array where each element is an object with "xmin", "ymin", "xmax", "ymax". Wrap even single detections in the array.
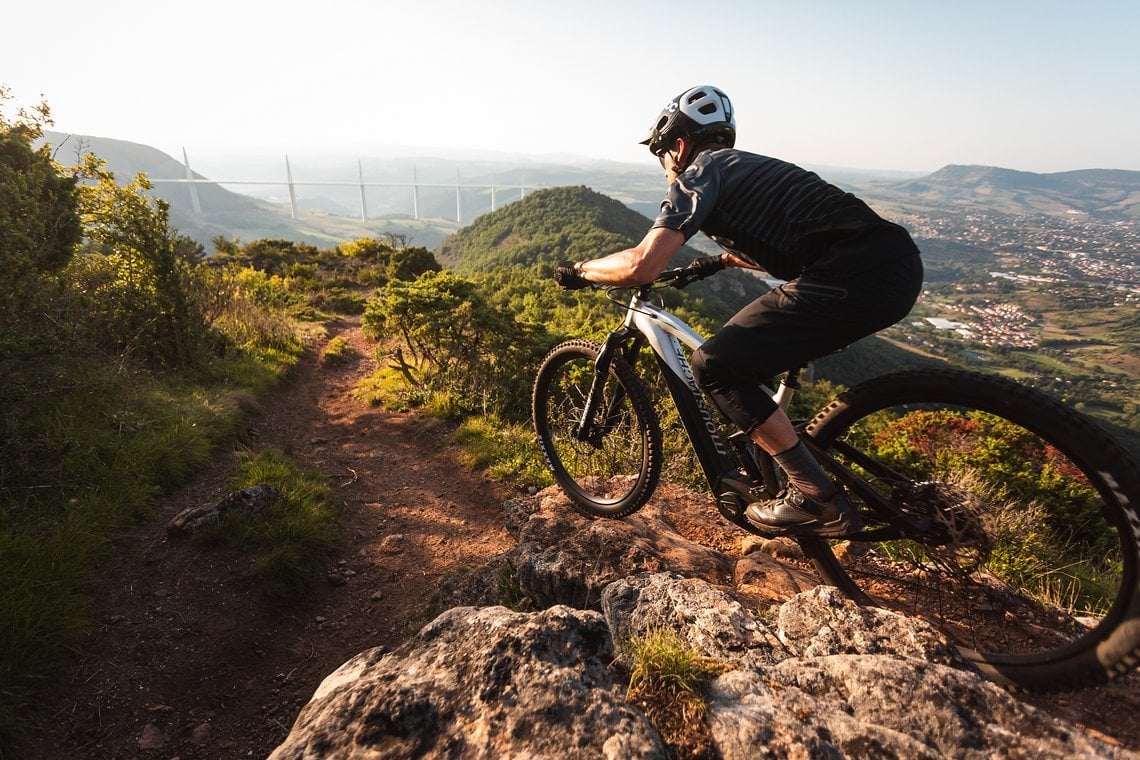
[{"xmin": 744, "ymin": 513, "xmax": 862, "ymax": 539}]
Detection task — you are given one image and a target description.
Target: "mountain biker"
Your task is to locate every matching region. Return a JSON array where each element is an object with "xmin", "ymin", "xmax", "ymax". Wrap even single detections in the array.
[{"xmin": 554, "ymin": 85, "xmax": 923, "ymax": 538}]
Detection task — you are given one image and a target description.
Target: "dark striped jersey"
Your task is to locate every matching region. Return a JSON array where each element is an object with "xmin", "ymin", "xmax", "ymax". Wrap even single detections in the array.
[{"xmin": 652, "ymin": 148, "xmax": 900, "ymax": 280}]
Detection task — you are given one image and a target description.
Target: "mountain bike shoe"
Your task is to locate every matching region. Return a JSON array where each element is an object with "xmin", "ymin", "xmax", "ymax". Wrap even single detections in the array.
[{"xmin": 745, "ymin": 485, "xmax": 862, "ymax": 538}]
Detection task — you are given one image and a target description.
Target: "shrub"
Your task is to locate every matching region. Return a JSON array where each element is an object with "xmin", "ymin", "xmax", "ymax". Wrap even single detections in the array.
[{"xmin": 320, "ymin": 336, "xmax": 355, "ymax": 365}]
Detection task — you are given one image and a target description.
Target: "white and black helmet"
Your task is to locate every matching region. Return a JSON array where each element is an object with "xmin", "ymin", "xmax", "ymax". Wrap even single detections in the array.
[{"xmin": 641, "ymin": 85, "xmax": 736, "ymax": 156}]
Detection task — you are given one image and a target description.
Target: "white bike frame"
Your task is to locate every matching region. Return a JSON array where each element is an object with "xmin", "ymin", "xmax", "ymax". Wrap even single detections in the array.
[{"xmin": 618, "ymin": 290, "xmax": 797, "ymax": 491}]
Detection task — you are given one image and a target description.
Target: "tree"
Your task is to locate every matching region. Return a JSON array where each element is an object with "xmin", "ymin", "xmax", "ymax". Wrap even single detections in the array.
[
  {"xmin": 341, "ymin": 237, "xmax": 441, "ymax": 283},
  {"xmin": 74, "ymin": 155, "xmax": 207, "ymax": 368},
  {"xmin": 0, "ymin": 86, "xmax": 82, "ymax": 348},
  {"xmin": 362, "ymin": 270, "xmax": 550, "ymax": 418}
]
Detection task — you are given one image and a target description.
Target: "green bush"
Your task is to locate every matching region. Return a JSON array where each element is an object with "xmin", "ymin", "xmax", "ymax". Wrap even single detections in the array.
[{"xmin": 0, "ymin": 89, "xmax": 82, "ymax": 356}]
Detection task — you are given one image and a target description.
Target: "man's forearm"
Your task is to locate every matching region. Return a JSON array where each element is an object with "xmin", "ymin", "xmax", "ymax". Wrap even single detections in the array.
[{"xmin": 578, "ymin": 227, "xmax": 686, "ymax": 286}]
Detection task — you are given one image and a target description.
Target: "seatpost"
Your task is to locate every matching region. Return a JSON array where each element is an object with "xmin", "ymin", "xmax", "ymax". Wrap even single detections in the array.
[{"xmin": 773, "ymin": 366, "xmax": 809, "ymax": 411}]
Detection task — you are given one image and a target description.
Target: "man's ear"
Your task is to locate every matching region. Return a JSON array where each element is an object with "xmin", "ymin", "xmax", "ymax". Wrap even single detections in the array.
[{"xmin": 674, "ymin": 137, "xmax": 691, "ymax": 168}]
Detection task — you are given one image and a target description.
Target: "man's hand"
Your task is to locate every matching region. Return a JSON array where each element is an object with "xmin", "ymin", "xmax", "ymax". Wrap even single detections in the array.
[
  {"xmin": 555, "ymin": 261, "xmax": 592, "ymax": 290},
  {"xmin": 691, "ymin": 254, "xmax": 727, "ymax": 279}
]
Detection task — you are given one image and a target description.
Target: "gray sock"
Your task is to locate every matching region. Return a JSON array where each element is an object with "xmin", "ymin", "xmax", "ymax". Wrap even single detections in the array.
[{"xmin": 774, "ymin": 441, "xmax": 837, "ymax": 503}]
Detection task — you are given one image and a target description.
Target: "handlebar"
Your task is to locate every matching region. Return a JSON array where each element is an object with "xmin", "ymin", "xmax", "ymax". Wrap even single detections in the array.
[
  {"xmin": 654, "ymin": 254, "xmax": 726, "ymax": 291},
  {"xmin": 557, "ymin": 254, "xmax": 727, "ymax": 297}
]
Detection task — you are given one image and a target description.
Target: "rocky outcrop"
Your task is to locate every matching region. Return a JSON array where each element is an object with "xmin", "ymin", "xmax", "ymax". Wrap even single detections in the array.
[
  {"xmin": 500, "ymin": 487, "xmax": 819, "ymax": 614},
  {"xmin": 269, "ymin": 605, "xmax": 666, "ymax": 759},
  {"xmin": 271, "ymin": 487, "xmax": 1136, "ymax": 759}
]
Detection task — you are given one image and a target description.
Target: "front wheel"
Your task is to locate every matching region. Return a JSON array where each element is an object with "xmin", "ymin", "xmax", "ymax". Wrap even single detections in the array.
[
  {"xmin": 800, "ymin": 369, "xmax": 1140, "ymax": 690},
  {"xmin": 533, "ymin": 340, "xmax": 663, "ymax": 518}
]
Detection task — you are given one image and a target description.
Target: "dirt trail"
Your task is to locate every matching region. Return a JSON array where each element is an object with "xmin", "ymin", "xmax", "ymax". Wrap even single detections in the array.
[
  {"xmin": 22, "ymin": 318, "xmax": 515, "ymax": 759},
  {"xmin": 18, "ymin": 317, "xmax": 1140, "ymax": 758}
]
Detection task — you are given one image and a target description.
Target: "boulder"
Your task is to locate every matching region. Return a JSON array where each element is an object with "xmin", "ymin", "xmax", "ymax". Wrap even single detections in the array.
[
  {"xmin": 776, "ymin": 585, "xmax": 965, "ymax": 667},
  {"xmin": 761, "ymin": 655, "xmax": 1127, "ymax": 759},
  {"xmin": 272, "ymin": 488, "xmax": 1138, "ymax": 759},
  {"xmin": 503, "ymin": 488, "xmax": 733, "ymax": 611},
  {"xmin": 602, "ymin": 571, "xmax": 786, "ymax": 671},
  {"xmin": 269, "ymin": 605, "xmax": 665, "ymax": 759}
]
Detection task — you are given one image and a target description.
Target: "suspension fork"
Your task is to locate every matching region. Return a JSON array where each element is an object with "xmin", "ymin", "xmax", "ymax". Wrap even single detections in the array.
[{"xmin": 573, "ymin": 328, "xmax": 642, "ymax": 441}]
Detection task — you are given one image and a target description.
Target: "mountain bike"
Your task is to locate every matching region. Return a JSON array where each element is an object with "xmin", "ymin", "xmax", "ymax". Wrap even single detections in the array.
[{"xmin": 532, "ymin": 257, "xmax": 1140, "ymax": 690}]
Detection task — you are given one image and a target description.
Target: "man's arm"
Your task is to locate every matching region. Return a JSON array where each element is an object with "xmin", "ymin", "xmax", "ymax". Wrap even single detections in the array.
[{"xmin": 577, "ymin": 227, "xmax": 686, "ymax": 286}]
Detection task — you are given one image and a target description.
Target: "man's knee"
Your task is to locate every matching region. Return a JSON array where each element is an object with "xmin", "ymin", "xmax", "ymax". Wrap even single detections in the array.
[
  {"xmin": 691, "ymin": 345, "xmax": 714, "ymax": 389},
  {"xmin": 692, "ymin": 345, "xmax": 735, "ymax": 389}
]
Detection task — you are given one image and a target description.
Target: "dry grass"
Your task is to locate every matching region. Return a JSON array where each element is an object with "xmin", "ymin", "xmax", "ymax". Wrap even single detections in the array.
[{"xmin": 622, "ymin": 627, "xmax": 733, "ymax": 758}]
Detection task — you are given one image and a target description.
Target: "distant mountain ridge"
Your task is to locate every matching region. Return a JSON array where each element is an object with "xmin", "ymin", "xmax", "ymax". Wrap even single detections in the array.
[
  {"xmin": 865, "ymin": 164, "xmax": 1140, "ymax": 218},
  {"xmin": 35, "ymin": 131, "xmax": 474, "ymax": 249},
  {"xmin": 34, "ymin": 131, "xmax": 1140, "ymax": 248},
  {"xmin": 37, "ymin": 130, "xmax": 306, "ymax": 246}
]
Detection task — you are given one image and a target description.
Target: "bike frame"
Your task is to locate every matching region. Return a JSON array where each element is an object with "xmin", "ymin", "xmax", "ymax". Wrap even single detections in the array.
[
  {"xmin": 586, "ymin": 278, "xmax": 917, "ymax": 534},
  {"xmin": 598, "ymin": 286, "xmax": 796, "ymax": 508}
]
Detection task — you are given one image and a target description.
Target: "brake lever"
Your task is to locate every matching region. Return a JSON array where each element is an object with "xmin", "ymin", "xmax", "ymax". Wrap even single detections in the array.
[{"xmin": 671, "ymin": 269, "xmax": 703, "ymax": 290}]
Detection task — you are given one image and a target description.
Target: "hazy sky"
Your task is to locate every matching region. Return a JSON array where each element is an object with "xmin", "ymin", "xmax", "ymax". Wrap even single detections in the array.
[{"xmin": 4, "ymin": 0, "xmax": 1138, "ymax": 173}]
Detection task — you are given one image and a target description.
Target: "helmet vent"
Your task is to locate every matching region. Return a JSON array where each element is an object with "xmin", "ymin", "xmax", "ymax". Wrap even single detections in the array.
[{"xmin": 698, "ymin": 103, "xmax": 718, "ymax": 115}]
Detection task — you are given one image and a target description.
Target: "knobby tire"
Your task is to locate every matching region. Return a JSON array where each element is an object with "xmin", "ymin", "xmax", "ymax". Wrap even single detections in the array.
[
  {"xmin": 799, "ymin": 368, "xmax": 1140, "ymax": 690},
  {"xmin": 533, "ymin": 340, "xmax": 663, "ymax": 518}
]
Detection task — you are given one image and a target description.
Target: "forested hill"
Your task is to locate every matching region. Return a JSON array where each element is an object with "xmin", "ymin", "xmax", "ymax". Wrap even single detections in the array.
[
  {"xmin": 437, "ymin": 185, "xmax": 656, "ymax": 271},
  {"xmin": 435, "ymin": 184, "xmax": 781, "ymax": 326}
]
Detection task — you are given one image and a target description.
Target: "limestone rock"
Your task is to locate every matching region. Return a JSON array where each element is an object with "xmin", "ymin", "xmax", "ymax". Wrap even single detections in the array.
[
  {"xmin": 602, "ymin": 572, "xmax": 786, "ymax": 671},
  {"xmin": 766, "ymin": 655, "xmax": 1130, "ymax": 759},
  {"xmin": 167, "ymin": 483, "xmax": 282, "ymax": 537},
  {"xmin": 707, "ymin": 668, "xmax": 941, "ymax": 760},
  {"xmin": 273, "ymin": 489, "xmax": 1138, "ymax": 760},
  {"xmin": 733, "ymin": 551, "xmax": 817, "ymax": 607},
  {"xmin": 507, "ymin": 487, "xmax": 733, "ymax": 610},
  {"xmin": 269, "ymin": 605, "xmax": 665, "ymax": 759},
  {"xmin": 777, "ymin": 586, "xmax": 964, "ymax": 667}
]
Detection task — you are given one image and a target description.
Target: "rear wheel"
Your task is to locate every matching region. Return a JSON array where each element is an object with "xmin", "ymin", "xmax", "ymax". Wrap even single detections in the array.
[
  {"xmin": 533, "ymin": 340, "xmax": 663, "ymax": 518},
  {"xmin": 800, "ymin": 369, "xmax": 1140, "ymax": 689}
]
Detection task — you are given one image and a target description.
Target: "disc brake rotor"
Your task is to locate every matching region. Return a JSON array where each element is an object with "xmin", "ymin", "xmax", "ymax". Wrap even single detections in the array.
[{"xmin": 896, "ymin": 481, "xmax": 993, "ymax": 573}]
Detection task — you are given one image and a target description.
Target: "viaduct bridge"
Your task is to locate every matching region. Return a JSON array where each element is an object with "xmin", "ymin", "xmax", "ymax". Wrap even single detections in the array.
[{"xmin": 149, "ymin": 149, "xmax": 544, "ymax": 224}]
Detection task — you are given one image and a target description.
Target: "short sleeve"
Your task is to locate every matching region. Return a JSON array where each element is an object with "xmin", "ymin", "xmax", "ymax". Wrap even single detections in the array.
[{"xmin": 651, "ymin": 154, "xmax": 722, "ymax": 241}]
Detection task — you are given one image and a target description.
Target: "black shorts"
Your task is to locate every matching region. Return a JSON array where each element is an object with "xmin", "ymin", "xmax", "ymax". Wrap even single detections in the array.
[{"xmin": 691, "ymin": 241, "xmax": 923, "ymax": 433}]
